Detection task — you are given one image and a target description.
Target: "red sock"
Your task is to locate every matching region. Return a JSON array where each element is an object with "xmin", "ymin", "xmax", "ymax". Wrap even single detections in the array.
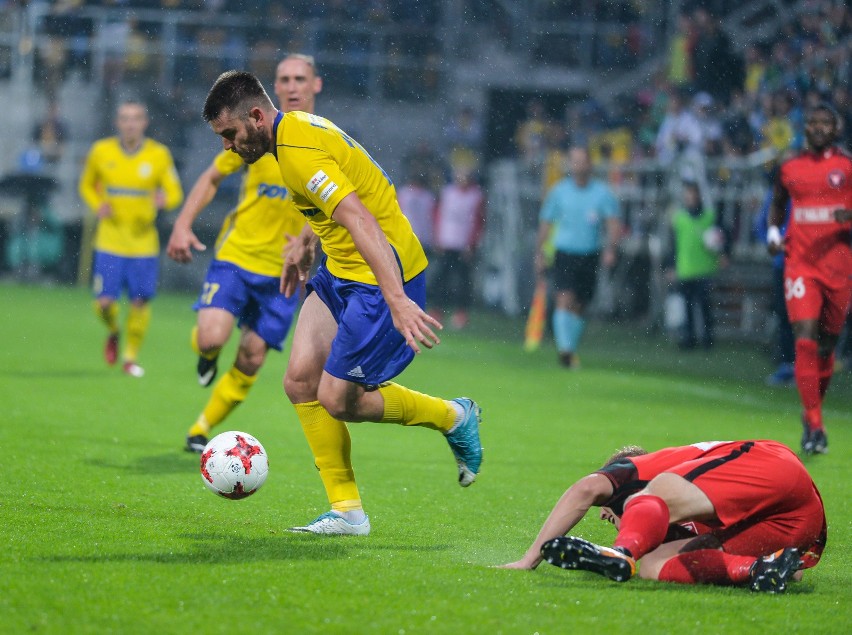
[
  {"xmin": 613, "ymin": 495, "xmax": 669, "ymax": 560},
  {"xmin": 818, "ymin": 351, "xmax": 835, "ymax": 399},
  {"xmin": 795, "ymin": 339, "xmax": 822, "ymax": 430},
  {"xmin": 658, "ymin": 550, "xmax": 756, "ymax": 585}
]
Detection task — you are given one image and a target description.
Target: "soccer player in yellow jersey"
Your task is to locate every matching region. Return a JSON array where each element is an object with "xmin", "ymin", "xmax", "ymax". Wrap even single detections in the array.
[
  {"xmin": 79, "ymin": 100, "xmax": 183, "ymax": 377},
  {"xmin": 202, "ymin": 70, "xmax": 484, "ymax": 535},
  {"xmin": 167, "ymin": 55, "xmax": 321, "ymax": 453}
]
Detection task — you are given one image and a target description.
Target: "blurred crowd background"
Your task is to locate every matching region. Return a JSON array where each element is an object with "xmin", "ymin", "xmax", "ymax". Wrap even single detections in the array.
[{"xmin": 0, "ymin": 0, "xmax": 850, "ymax": 350}]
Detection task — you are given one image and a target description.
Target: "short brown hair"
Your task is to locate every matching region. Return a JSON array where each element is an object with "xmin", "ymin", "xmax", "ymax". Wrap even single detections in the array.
[{"xmin": 203, "ymin": 70, "xmax": 273, "ymax": 122}]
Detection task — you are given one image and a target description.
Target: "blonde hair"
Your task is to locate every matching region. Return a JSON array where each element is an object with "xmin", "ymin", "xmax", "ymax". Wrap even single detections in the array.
[{"xmin": 604, "ymin": 445, "xmax": 647, "ymax": 465}]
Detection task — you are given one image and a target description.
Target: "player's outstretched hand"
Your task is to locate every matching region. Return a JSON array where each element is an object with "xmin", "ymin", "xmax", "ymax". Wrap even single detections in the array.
[
  {"xmin": 495, "ymin": 559, "xmax": 537, "ymax": 570},
  {"xmin": 834, "ymin": 208, "xmax": 852, "ymax": 223},
  {"xmin": 391, "ymin": 298, "xmax": 442, "ymax": 354},
  {"xmin": 167, "ymin": 223, "xmax": 206, "ymax": 263}
]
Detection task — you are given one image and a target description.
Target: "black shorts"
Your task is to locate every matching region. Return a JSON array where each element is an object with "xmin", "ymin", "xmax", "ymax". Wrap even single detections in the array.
[{"xmin": 552, "ymin": 251, "xmax": 599, "ymax": 304}]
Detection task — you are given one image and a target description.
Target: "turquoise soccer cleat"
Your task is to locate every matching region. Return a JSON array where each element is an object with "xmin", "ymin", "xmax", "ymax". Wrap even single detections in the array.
[{"xmin": 445, "ymin": 398, "xmax": 483, "ymax": 487}]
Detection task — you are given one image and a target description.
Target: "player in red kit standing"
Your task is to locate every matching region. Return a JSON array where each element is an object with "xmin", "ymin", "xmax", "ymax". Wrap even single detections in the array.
[{"xmin": 767, "ymin": 102, "xmax": 852, "ymax": 455}]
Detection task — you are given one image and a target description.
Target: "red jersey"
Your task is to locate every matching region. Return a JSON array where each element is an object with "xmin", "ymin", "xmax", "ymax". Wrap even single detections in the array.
[
  {"xmin": 780, "ymin": 146, "xmax": 852, "ymax": 276},
  {"xmin": 596, "ymin": 441, "xmax": 737, "ymax": 515}
]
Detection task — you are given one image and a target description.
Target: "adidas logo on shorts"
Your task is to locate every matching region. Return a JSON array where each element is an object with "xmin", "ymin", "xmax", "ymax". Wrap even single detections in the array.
[{"xmin": 346, "ymin": 366, "xmax": 365, "ymax": 379}]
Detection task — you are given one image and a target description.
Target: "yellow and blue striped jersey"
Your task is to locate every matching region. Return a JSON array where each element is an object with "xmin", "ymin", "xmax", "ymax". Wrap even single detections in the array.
[
  {"xmin": 212, "ymin": 150, "xmax": 307, "ymax": 278},
  {"xmin": 79, "ymin": 137, "xmax": 183, "ymax": 257},
  {"xmin": 273, "ymin": 111, "xmax": 427, "ymax": 284}
]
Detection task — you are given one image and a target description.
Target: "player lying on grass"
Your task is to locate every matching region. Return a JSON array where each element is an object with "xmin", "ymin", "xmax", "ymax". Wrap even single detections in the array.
[{"xmin": 500, "ymin": 440, "xmax": 826, "ymax": 594}]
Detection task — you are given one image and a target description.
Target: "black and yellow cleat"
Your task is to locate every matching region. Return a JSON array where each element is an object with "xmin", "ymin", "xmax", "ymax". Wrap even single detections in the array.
[
  {"xmin": 541, "ymin": 536, "xmax": 636, "ymax": 582},
  {"xmin": 749, "ymin": 547, "xmax": 803, "ymax": 594}
]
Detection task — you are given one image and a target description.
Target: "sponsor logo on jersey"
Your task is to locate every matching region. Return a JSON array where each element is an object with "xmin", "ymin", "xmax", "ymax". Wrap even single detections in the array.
[
  {"xmin": 827, "ymin": 169, "xmax": 846, "ymax": 188},
  {"xmin": 138, "ymin": 162, "xmax": 152, "ymax": 178},
  {"xmin": 300, "ymin": 207, "xmax": 321, "ymax": 218},
  {"xmin": 257, "ymin": 183, "xmax": 289, "ymax": 200},
  {"xmin": 307, "ymin": 170, "xmax": 328, "ymax": 193},
  {"xmin": 793, "ymin": 206, "xmax": 838, "ymax": 223},
  {"xmin": 319, "ymin": 181, "xmax": 339, "ymax": 202}
]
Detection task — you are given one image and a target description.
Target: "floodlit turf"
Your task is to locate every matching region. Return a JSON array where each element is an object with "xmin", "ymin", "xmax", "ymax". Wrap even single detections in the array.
[{"xmin": 1, "ymin": 282, "xmax": 849, "ymax": 634}]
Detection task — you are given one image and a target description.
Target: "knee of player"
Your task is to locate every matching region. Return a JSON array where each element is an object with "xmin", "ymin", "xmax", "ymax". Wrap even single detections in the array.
[
  {"xmin": 283, "ymin": 372, "xmax": 317, "ymax": 404},
  {"xmin": 196, "ymin": 328, "xmax": 228, "ymax": 353},
  {"xmin": 235, "ymin": 347, "xmax": 266, "ymax": 374},
  {"xmin": 317, "ymin": 392, "xmax": 351, "ymax": 421}
]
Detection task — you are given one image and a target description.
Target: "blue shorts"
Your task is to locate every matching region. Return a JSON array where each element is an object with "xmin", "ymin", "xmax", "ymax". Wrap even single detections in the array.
[
  {"xmin": 93, "ymin": 251, "xmax": 159, "ymax": 301},
  {"xmin": 307, "ymin": 264, "xmax": 427, "ymax": 386},
  {"xmin": 193, "ymin": 259, "xmax": 298, "ymax": 351}
]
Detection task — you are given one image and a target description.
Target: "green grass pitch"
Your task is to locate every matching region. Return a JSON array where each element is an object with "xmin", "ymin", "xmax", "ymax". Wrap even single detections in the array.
[{"xmin": 1, "ymin": 283, "xmax": 849, "ymax": 634}]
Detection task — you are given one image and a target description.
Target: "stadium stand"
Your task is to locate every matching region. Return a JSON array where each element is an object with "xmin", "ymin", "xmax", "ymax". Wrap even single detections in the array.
[{"xmin": 0, "ymin": 0, "xmax": 848, "ymax": 345}]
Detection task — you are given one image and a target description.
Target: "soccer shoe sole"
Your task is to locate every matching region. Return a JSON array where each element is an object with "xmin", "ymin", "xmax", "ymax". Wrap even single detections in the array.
[
  {"xmin": 750, "ymin": 547, "xmax": 803, "ymax": 594},
  {"xmin": 541, "ymin": 536, "xmax": 635, "ymax": 582}
]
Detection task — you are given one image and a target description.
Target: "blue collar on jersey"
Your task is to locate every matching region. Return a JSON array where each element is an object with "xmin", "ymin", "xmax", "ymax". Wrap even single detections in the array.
[{"xmin": 271, "ymin": 111, "xmax": 283, "ymax": 160}]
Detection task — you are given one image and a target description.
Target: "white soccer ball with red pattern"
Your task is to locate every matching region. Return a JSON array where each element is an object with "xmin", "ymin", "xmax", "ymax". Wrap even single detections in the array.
[{"xmin": 200, "ymin": 431, "xmax": 268, "ymax": 499}]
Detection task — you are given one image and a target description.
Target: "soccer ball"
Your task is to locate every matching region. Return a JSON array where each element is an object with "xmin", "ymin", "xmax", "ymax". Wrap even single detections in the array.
[{"xmin": 200, "ymin": 431, "xmax": 268, "ymax": 499}]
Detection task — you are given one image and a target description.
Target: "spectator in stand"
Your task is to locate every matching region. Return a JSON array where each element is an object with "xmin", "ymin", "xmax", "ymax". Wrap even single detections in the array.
[
  {"xmin": 831, "ymin": 85, "xmax": 851, "ymax": 144},
  {"xmin": 515, "ymin": 98, "xmax": 549, "ymax": 167},
  {"xmin": 403, "ymin": 139, "xmax": 446, "ymax": 196},
  {"xmin": 541, "ymin": 119, "xmax": 569, "ymax": 195},
  {"xmin": 31, "ymin": 100, "xmax": 68, "ymax": 165},
  {"xmin": 692, "ymin": 92, "xmax": 724, "ymax": 158},
  {"xmin": 397, "ymin": 171, "xmax": 437, "ymax": 261},
  {"xmin": 722, "ymin": 91, "xmax": 757, "ymax": 157},
  {"xmin": 743, "ymin": 44, "xmax": 767, "ymax": 100},
  {"xmin": 655, "ymin": 89, "xmax": 703, "ymax": 166},
  {"xmin": 443, "ymin": 105, "xmax": 484, "ymax": 175},
  {"xmin": 762, "ymin": 91, "xmax": 800, "ymax": 155},
  {"xmin": 666, "ymin": 12, "xmax": 695, "ymax": 88},
  {"xmin": 691, "ymin": 7, "xmax": 743, "ymax": 103},
  {"xmin": 431, "ymin": 164, "xmax": 486, "ymax": 329},
  {"xmin": 666, "ymin": 180, "xmax": 724, "ymax": 350}
]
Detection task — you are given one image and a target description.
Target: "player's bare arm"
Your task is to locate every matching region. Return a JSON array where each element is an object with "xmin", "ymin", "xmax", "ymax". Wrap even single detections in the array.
[
  {"xmin": 280, "ymin": 223, "xmax": 319, "ymax": 297},
  {"xmin": 500, "ymin": 473, "xmax": 613, "ymax": 570},
  {"xmin": 167, "ymin": 163, "xmax": 225, "ymax": 263},
  {"xmin": 767, "ymin": 178, "xmax": 790, "ymax": 256},
  {"xmin": 332, "ymin": 192, "xmax": 442, "ymax": 354}
]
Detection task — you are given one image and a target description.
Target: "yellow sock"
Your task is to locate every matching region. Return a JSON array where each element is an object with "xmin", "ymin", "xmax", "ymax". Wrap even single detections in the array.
[
  {"xmin": 377, "ymin": 382, "xmax": 455, "ymax": 432},
  {"xmin": 293, "ymin": 401, "xmax": 361, "ymax": 512},
  {"xmin": 94, "ymin": 301, "xmax": 119, "ymax": 333},
  {"xmin": 123, "ymin": 303, "xmax": 151, "ymax": 362},
  {"xmin": 196, "ymin": 366, "xmax": 257, "ymax": 432},
  {"xmin": 188, "ymin": 415, "xmax": 211, "ymax": 437},
  {"xmin": 191, "ymin": 325, "xmax": 220, "ymax": 360}
]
